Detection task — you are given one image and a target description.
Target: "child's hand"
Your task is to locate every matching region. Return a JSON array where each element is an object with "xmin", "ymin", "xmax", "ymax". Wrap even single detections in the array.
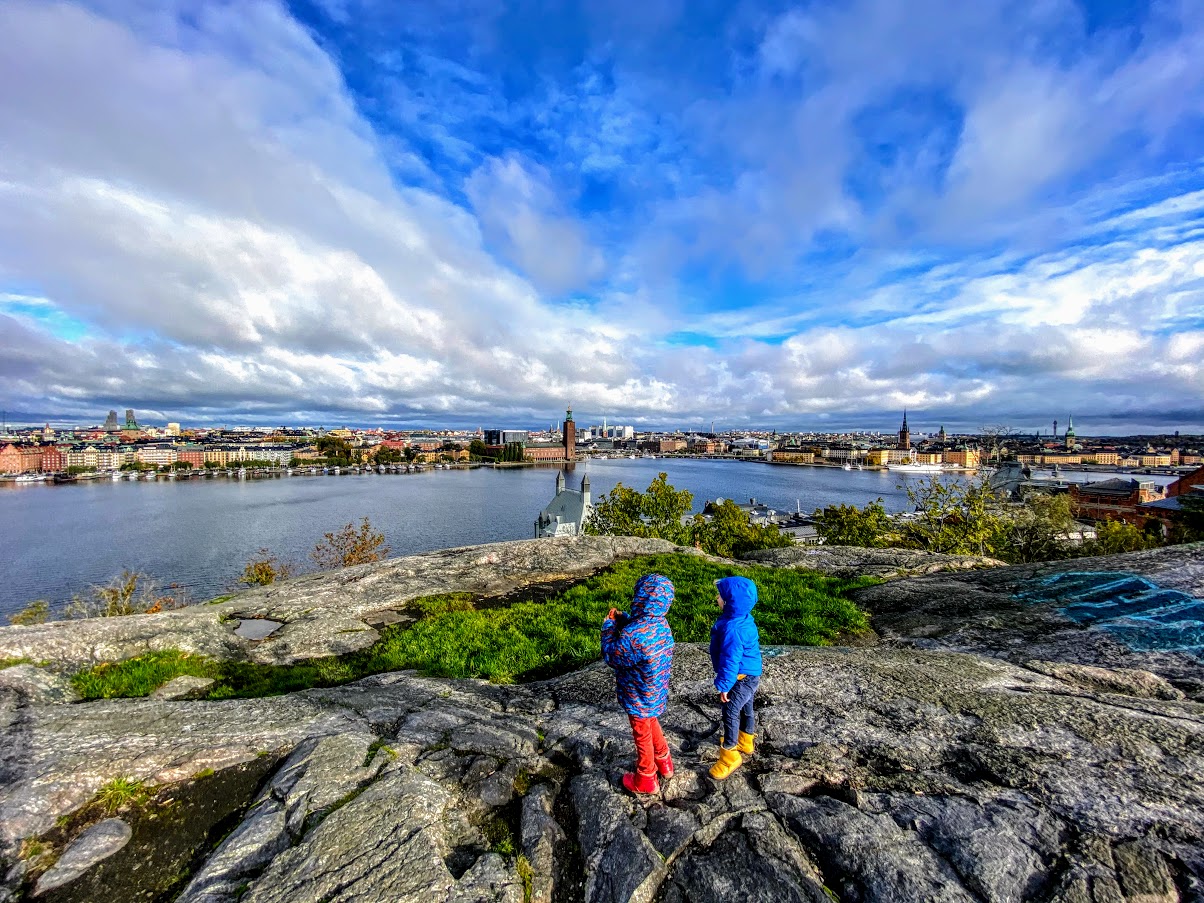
[
  {"xmin": 719, "ymin": 691, "xmax": 729, "ymax": 703},
  {"xmin": 607, "ymin": 608, "xmax": 620, "ymax": 622}
]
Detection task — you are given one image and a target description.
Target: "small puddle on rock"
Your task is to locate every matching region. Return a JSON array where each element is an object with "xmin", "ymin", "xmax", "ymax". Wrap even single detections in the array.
[{"xmin": 232, "ymin": 618, "xmax": 283, "ymax": 640}]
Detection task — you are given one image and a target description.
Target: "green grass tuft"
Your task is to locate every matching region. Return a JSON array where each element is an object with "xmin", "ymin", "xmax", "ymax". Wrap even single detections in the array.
[
  {"xmin": 0, "ymin": 657, "xmax": 33, "ymax": 671},
  {"xmin": 483, "ymin": 815, "xmax": 516, "ymax": 857},
  {"xmin": 516, "ymin": 853, "xmax": 535, "ymax": 903},
  {"xmin": 96, "ymin": 776, "xmax": 149, "ymax": 813},
  {"xmin": 70, "ymin": 554, "xmax": 875, "ymax": 700}
]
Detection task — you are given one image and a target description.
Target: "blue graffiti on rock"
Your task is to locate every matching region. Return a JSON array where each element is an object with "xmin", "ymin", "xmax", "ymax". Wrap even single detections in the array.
[{"xmin": 1018, "ymin": 572, "xmax": 1204, "ymax": 654}]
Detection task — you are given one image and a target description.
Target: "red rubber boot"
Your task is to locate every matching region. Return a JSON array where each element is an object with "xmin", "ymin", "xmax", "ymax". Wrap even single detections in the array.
[
  {"xmin": 622, "ymin": 771, "xmax": 659, "ymax": 795},
  {"xmin": 655, "ymin": 752, "xmax": 674, "ymax": 779}
]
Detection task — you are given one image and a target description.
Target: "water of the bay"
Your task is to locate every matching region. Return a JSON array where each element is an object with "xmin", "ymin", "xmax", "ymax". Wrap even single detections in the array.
[{"xmin": 0, "ymin": 459, "xmax": 1179, "ymax": 616}]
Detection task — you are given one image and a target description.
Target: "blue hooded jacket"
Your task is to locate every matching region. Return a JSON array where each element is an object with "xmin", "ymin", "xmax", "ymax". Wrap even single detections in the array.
[
  {"xmin": 710, "ymin": 576, "xmax": 763, "ymax": 693},
  {"xmin": 601, "ymin": 574, "xmax": 675, "ymax": 718}
]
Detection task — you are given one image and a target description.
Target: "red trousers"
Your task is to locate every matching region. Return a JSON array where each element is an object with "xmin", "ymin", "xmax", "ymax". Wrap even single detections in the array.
[{"xmin": 629, "ymin": 715, "xmax": 670, "ymax": 775}]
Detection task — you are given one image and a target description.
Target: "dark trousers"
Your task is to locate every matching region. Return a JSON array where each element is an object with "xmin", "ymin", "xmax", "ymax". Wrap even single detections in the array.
[
  {"xmin": 721, "ymin": 675, "xmax": 760, "ymax": 749},
  {"xmin": 629, "ymin": 715, "xmax": 670, "ymax": 775}
]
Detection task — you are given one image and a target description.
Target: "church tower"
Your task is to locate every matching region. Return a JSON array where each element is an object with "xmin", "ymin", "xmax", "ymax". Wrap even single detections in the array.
[
  {"xmin": 897, "ymin": 410, "xmax": 910, "ymax": 451},
  {"xmin": 562, "ymin": 407, "xmax": 576, "ymax": 461},
  {"xmin": 1065, "ymin": 414, "xmax": 1076, "ymax": 450}
]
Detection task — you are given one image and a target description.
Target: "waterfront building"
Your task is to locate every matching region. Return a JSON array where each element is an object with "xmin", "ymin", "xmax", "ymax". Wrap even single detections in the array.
[
  {"xmin": 177, "ymin": 447, "xmax": 206, "ymax": 469},
  {"xmin": 0, "ymin": 444, "xmax": 42, "ymax": 473},
  {"xmin": 943, "ymin": 448, "xmax": 980, "ymax": 468},
  {"xmin": 484, "ymin": 429, "xmax": 529, "ymax": 446},
  {"xmin": 524, "ymin": 443, "xmax": 570, "ymax": 462},
  {"xmin": 1086, "ymin": 452, "xmax": 1119, "ymax": 466},
  {"xmin": 1069, "ymin": 479, "xmax": 1164, "ymax": 524},
  {"xmin": 136, "ymin": 445, "xmax": 178, "ymax": 468},
  {"xmin": 39, "ymin": 446, "xmax": 65, "ymax": 473},
  {"xmin": 534, "ymin": 471, "xmax": 591, "ymax": 538},
  {"xmin": 770, "ymin": 449, "xmax": 815, "ymax": 465}
]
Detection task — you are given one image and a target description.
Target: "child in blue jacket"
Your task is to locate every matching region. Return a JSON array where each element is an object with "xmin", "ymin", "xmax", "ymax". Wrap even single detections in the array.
[
  {"xmin": 601, "ymin": 573, "xmax": 676, "ymax": 795},
  {"xmin": 709, "ymin": 576, "xmax": 763, "ymax": 780}
]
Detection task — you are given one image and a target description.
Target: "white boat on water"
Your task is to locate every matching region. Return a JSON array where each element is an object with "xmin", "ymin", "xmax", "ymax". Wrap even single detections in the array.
[
  {"xmin": 842, "ymin": 463, "xmax": 852, "ymax": 471},
  {"xmin": 14, "ymin": 473, "xmax": 49, "ymax": 483},
  {"xmin": 885, "ymin": 462, "xmax": 947, "ymax": 473}
]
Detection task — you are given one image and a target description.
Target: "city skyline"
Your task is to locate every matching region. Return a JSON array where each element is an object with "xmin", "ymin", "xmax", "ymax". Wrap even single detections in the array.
[
  {"xmin": 1, "ymin": 407, "xmax": 1200, "ymax": 440},
  {"xmin": 1, "ymin": 1, "xmax": 1202, "ymax": 432}
]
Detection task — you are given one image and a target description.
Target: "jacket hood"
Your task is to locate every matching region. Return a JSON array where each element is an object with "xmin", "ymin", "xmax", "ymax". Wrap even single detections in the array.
[
  {"xmin": 716, "ymin": 576, "xmax": 757, "ymax": 618},
  {"xmin": 631, "ymin": 573, "xmax": 674, "ymax": 618}
]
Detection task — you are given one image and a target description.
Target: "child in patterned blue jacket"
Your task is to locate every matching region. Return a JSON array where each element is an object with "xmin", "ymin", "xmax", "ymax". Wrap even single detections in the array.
[
  {"xmin": 709, "ymin": 576, "xmax": 763, "ymax": 780},
  {"xmin": 601, "ymin": 573, "xmax": 676, "ymax": 795}
]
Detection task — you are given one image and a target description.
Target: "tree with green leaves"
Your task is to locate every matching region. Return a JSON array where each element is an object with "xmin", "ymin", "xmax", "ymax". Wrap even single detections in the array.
[
  {"xmin": 1001, "ymin": 491, "xmax": 1077, "ymax": 563},
  {"xmin": 1168, "ymin": 493, "xmax": 1204, "ymax": 544},
  {"xmin": 813, "ymin": 499, "xmax": 895, "ymax": 547},
  {"xmin": 692, "ymin": 499, "xmax": 794, "ymax": 558},
  {"xmin": 899, "ymin": 476, "xmax": 1006, "ymax": 557},
  {"xmin": 1088, "ymin": 519, "xmax": 1159, "ymax": 555},
  {"xmin": 585, "ymin": 472, "xmax": 694, "ymax": 545}
]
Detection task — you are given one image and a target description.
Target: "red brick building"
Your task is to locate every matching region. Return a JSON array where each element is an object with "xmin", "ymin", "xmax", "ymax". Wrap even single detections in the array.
[
  {"xmin": 1069, "ymin": 478, "xmax": 1165, "ymax": 524},
  {"xmin": 524, "ymin": 443, "xmax": 569, "ymax": 462},
  {"xmin": 177, "ymin": 448, "xmax": 206, "ymax": 469},
  {"xmin": 39, "ymin": 446, "xmax": 65, "ymax": 473},
  {"xmin": 1166, "ymin": 465, "xmax": 1204, "ymax": 498}
]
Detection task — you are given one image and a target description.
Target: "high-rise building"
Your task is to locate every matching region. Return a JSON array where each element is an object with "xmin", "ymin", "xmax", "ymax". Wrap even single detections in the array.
[
  {"xmin": 124, "ymin": 409, "xmax": 139, "ymax": 430},
  {"xmin": 102, "ymin": 410, "xmax": 119, "ymax": 431}
]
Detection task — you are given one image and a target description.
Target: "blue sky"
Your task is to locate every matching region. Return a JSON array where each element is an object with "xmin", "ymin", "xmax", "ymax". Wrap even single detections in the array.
[{"xmin": 0, "ymin": 0, "xmax": 1202, "ymax": 434}]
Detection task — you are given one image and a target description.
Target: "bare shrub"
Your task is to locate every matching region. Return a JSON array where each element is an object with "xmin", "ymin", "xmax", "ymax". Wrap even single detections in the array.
[
  {"xmin": 311, "ymin": 517, "xmax": 390, "ymax": 569},
  {"xmin": 239, "ymin": 550, "xmax": 294, "ymax": 586},
  {"xmin": 65, "ymin": 571, "xmax": 187, "ymax": 619},
  {"xmin": 9, "ymin": 600, "xmax": 50, "ymax": 626}
]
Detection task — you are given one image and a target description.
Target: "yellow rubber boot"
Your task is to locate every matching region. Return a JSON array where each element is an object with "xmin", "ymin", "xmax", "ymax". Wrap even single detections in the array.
[
  {"xmin": 737, "ymin": 731, "xmax": 755, "ymax": 755},
  {"xmin": 709, "ymin": 746, "xmax": 743, "ymax": 780}
]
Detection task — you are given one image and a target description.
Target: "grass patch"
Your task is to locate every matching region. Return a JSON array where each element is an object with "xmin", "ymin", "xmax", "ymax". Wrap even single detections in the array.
[
  {"xmin": 70, "ymin": 651, "xmax": 221, "ymax": 699},
  {"xmin": 483, "ymin": 815, "xmax": 516, "ymax": 856},
  {"xmin": 363, "ymin": 738, "xmax": 398, "ymax": 767},
  {"xmin": 96, "ymin": 776, "xmax": 150, "ymax": 813},
  {"xmin": 0, "ymin": 657, "xmax": 33, "ymax": 671},
  {"xmin": 412, "ymin": 592, "xmax": 476, "ymax": 615},
  {"xmin": 72, "ymin": 554, "xmax": 875, "ymax": 699},
  {"xmin": 516, "ymin": 853, "xmax": 535, "ymax": 903}
]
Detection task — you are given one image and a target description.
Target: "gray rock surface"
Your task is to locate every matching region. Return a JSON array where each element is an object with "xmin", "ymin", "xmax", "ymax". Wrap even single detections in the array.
[
  {"xmin": 0, "ymin": 536, "xmax": 683, "ymax": 669},
  {"xmin": 150, "ymin": 675, "xmax": 215, "ymax": 700},
  {"xmin": 743, "ymin": 544, "xmax": 1006, "ymax": 578},
  {"xmin": 2, "ymin": 541, "xmax": 1203, "ymax": 903},
  {"xmin": 32, "ymin": 818, "xmax": 131, "ymax": 895},
  {"xmin": 851, "ymin": 541, "xmax": 1204, "ymax": 696},
  {"xmin": 0, "ymin": 667, "xmax": 78, "ymax": 707}
]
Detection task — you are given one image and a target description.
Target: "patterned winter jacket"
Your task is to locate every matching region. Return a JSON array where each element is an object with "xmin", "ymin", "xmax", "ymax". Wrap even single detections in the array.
[
  {"xmin": 710, "ymin": 576, "xmax": 763, "ymax": 693},
  {"xmin": 601, "ymin": 573, "xmax": 676, "ymax": 718}
]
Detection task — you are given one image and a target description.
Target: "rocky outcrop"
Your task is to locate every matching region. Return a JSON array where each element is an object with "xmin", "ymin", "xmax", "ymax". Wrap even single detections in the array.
[
  {"xmin": 3, "ymin": 642, "xmax": 1201, "ymax": 902},
  {"xmin": 851, "ymin": 541, "xmax": 1204, "ymax": 698},
  {"xmin": 0, "ymin": 536, "xmax": 683, "ymax": 669},
  {"xmin": 743, "ymin": 544, "xmax": 1005, "ymax": 578},
  {"xmin": 2, "ymin": 541, "xmax": 1202, "ymax": 902}
]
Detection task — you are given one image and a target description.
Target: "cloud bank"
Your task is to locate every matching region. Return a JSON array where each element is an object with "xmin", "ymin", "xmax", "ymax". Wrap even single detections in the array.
[{"xmin": 0, "ymin": 0, "xmax": 1201, "ymax": 434}]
